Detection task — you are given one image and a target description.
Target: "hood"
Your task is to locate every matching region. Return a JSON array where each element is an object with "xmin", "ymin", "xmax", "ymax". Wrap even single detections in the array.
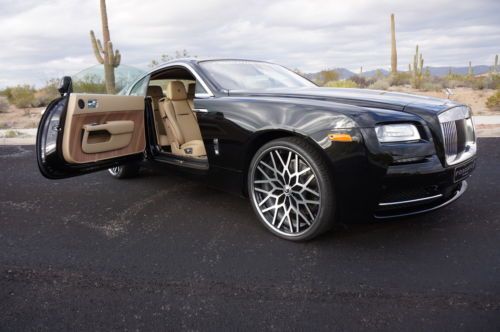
[{"xmin": 228, "ymin": 87, "xmax": 460, "ymax": 114}]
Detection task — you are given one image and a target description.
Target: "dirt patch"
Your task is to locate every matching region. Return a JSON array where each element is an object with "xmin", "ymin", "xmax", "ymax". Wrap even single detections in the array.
[
  {"xmin": 388, "ymin": 87, "xmax": 498, "ymax": 115},
  {"xmin": 0, "ymin": 97, "xmax": 43, "ymax": 129}
]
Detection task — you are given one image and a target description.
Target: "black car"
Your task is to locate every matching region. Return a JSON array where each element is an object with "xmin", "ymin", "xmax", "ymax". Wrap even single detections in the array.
[{"xmin": 37, "ymin": 59, "xmax": 477, "ymax": 241}]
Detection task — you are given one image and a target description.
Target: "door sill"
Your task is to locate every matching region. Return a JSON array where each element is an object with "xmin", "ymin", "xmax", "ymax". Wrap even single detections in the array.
[{"xmin": 153, "ymin": 151, "xmax": 209, "ymax": 171}]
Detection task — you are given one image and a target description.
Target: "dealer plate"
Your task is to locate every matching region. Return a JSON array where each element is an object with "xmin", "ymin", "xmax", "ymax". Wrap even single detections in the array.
[{"xmin": 454, "ymin": 159, "xmax": 476, "ymax": 183}]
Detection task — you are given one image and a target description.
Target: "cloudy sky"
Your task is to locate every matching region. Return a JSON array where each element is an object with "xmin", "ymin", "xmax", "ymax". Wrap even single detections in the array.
[{"xmin": 0, "ymin": 0, "xmax": 499, "ymax": 88}]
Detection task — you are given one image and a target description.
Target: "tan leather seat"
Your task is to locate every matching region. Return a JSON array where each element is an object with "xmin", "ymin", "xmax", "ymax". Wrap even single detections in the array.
[
  {"xmin": 146, "ymin": 86, "xmax": 169, "ymax": 146},
  {"xmin": 159, "ymin": 81, "xmax": 206, "ymax": 157},
  {"xmin": 187, "ymin": 83, "xmax": 195, "ymax": 110}
]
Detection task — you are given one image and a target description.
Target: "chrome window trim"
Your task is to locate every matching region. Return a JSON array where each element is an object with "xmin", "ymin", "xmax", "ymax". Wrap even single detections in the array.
[{"xmin": 126, "ymin": 62, "xmax": 214, "ymax": 97}]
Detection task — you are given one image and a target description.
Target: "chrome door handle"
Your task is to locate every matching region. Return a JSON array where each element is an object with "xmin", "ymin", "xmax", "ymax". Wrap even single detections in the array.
[{"xmin": 192, "ymin": 108, "xmax": 208, "ymax": 113}]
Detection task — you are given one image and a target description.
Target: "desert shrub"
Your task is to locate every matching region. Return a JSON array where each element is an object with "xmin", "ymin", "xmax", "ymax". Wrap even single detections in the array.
[
  {"xmin": 317, "ymin": 70, "xmax": 340, "ymax": 86},
  {"xmin": 5, "ymin": 130, "xmax": 18, "ymax": 138},
  {"xmin": 368, "ymin": 79, "xmax": 390, "ymax": 90},
  {"xmin": 324, "ymin": 80, "xmax": 358, "ymax": 88},
  {"xmin": 4, "ymin": 85, "xmax": 36, "ymax": 108},
  {"xmin": 483, "ymin": 74, "xmax": 500, "ymax": 90},
  {"xmin": 420, "ymin": 81, "xmax": 443, "ymax": 91},
  {"xmin": 72, "ymin": 74, "xmax": 107, "ymax": 94},
  {"xmin": 443, "ymin": 79, "xmax": 462, "ymax": 89},
  {"xmin": 349, "ymin": 75, "xmax": 369, "ymax": 88},
  {"xmin": 34, "ymin": 79, "xmax": 60, "ymax": 107},
  {"xmin": 486, "ymin": 90, "xmax": 500, "ymax": 111},
  {"xmin": 472, "ymin": 78, "xmax": 487, "ymax": 90},
  {"xmin": 389, "ymin": 72, "xmax": 411, "ymax": 86},
  {"xmin": 0, "ymin": 97, "xmax": 9, "ymax": 113}
]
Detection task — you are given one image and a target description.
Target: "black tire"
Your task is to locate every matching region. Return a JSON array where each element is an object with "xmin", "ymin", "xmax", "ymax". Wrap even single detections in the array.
[
  {"xmin": 248, "ymin": 137, "xmax": 335, "ymax": 241},
  {"xmin": 107, "ymin": 162, "xmax": 141, "ymax": 179}
]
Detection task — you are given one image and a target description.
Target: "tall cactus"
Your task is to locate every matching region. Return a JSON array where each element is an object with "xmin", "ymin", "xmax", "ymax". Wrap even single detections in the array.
[
  {"xmin": 494, "ymin": 54, "xmax": 498, "ymax": 73},
  {"xmin": 409, "ymin": 45, "xmax": 424, "ymax": 89},
  {"xmin": 90, "ymin": 0, "xmax": 121, "ymax": 94},
  {"xmin": 468, "ymin": 61, "xmax": 473, "ymax": 77},
  {"xmin": 390, "ymin": 13, "xmax": 398, "ymax": 74}
]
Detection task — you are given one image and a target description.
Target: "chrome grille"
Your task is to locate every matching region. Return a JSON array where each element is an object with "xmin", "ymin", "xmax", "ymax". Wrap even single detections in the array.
[
  {"xmin": 438, "ymin": 107, "xmax": 476, "ymax": 166},
  {"xmin": 442, "ymin": 120, "xmax": 458, "ymax": 157}
]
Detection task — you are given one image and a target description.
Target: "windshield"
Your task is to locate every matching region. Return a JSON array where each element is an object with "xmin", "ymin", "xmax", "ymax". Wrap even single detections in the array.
[{"xmin": 199, "ymin": 60, "xmax": 315, "ymax": 90}]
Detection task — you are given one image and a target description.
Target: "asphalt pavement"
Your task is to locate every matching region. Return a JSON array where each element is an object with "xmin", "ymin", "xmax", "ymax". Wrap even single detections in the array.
[{"xmin": 1, "ymin": 139, "xmax": 499, "ymax": 331}]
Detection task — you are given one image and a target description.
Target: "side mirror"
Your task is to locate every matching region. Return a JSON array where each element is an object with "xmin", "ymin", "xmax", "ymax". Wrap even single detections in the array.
[{"xmin": 58, "ymin": 76, "xmax": 73, "ymax": 96}]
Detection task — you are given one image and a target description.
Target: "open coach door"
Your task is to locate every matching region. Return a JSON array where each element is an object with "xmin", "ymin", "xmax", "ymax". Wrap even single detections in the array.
[{"xmin": 37, "ymin": 77, "xmax": 147, "ymax": 179}]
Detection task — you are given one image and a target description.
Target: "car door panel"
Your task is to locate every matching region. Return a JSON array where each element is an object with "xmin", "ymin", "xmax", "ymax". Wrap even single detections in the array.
[
  {"xmin": 37, "ymin": 91, "xmax": 147, "ymax": 179},
  {"xmin": 62, "ymin": 94, "xmax": 145, "ymax": 163}
]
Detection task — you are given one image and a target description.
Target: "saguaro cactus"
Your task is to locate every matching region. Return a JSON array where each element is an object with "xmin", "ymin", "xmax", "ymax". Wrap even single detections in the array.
[
  {"xmin": 390, "ymin": 14, "xmax": 398, "ymax": 74},
  {"xmin": 90, "ymin": 0, "xmax": 121, "ymax": 94},
  {"xmin": 494, "ymin": 54, "xmax": 498, "ymax": 73},
  {"xmin": 409, "ymin": 45, "xmax": 424, "ymax": 89},
  {"xmin": 468, "ymin": 61, "xmax": 473, "ymax": 77}
]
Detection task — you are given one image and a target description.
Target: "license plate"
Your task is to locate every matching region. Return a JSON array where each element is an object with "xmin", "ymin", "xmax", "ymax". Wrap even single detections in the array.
[{"xmin": 454, "ymin": 159, "xmax": 476, "ymax": 183}]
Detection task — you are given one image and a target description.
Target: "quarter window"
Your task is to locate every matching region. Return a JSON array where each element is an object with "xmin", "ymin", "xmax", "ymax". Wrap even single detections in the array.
[{"xmin": 129, "ymin": 76, "xmax": 150, "ymax": 96}]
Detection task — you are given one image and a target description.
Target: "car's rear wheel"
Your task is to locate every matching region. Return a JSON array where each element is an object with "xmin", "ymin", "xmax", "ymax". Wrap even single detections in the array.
[
  {"xmin": 108, "ymin": 162, "xmax": 141, "ymax": 179},
  {"xmin": 248, "ymin": 137, "xmax": 335, "ymax": 241}
]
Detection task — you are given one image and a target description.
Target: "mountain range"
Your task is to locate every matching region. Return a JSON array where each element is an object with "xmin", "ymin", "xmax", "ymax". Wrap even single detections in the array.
[{"xmin": 305, "ymin": 65, "xmax": 494, "ymax": 81}]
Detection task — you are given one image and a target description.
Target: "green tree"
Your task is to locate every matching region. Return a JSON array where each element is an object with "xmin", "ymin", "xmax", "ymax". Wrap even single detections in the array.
[
  {"xmin": 72, "ymin": 75, "xmax": 107, "ymax": 94},
  {"xmin": 317, "ymin": 70, "xmax": 340, "ymax": 86}
]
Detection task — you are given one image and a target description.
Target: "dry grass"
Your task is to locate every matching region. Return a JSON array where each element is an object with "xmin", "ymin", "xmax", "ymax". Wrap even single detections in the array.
[
  {"xmin": 387, "ymin": 87, "xmax": 498, "ymax": 115},
  {"xmin": 0, "ymin": 102, "xmax": 43, "ymax": 129},
  {"xmin": 0, "ymin": 87, "xmax": 497, "ymax": 130}
]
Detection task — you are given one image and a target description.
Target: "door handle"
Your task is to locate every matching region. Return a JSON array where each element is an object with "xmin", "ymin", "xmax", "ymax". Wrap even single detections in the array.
[
  {"xmin": 192, "ymin": 108, "xmax": 208, "ymax": 113},
  {"xmin": 83, "ymin": 120, "xmax": 134, "ymax": 135}
]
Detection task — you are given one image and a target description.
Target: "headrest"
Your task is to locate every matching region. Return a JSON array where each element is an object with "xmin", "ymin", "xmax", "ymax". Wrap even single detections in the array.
[
  {"xmin": 147, "ymin": 85, "xmax": 164, "ymax": 99},
  {"xmin": 187, "ymin": 83, "xmax": 196, "ymax": 98},
  {"xmin": 167, "ymin": 81, "xmax": 187, "ymax": 101}
]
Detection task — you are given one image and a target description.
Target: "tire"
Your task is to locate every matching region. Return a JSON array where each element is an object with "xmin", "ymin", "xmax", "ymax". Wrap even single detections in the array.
[
  {"xmin": 108, "ymin": 162, "xmax": 141, "ymax": 179},
  {"xmin": 248, "ymin": 137, "xmax": 335, "ymax": 241}
]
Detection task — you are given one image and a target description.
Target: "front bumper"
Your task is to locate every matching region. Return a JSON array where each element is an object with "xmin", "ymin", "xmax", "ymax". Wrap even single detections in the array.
[
  {"xmin": 374, "ymin": 180, "xmax": 467, "ymax": 218},
  {"xmin": 373, "ymin": 156, "xmax": 475, "ymax": 218}
]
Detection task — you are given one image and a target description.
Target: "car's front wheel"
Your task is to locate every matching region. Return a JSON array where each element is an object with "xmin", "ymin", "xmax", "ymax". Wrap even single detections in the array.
[
  {"xmin": 108, "ymin": 162, "xmax": 141, "ymax": 179},
  {"xmin": 248, "ymin": 137, "xmax": 335, "ymax": 241}
]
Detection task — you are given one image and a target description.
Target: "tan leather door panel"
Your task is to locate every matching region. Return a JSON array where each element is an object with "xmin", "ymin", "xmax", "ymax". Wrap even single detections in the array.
[
  {"xmin": 81, "ymin": 120, "xmax": 135, "ymax": 153},
  {"xmin": 62, "ymin": 94, "xmax": 145, "ymax": 164}
]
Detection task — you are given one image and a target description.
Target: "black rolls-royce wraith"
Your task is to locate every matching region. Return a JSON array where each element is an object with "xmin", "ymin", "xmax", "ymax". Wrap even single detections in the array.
[{"xmin": 37, "ymin": 59, "xmax": 477, "ymax": 241}]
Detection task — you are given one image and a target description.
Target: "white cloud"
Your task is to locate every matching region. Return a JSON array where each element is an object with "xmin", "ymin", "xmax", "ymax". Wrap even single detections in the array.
[{"xmin": 0, "ymin": 0, "xmax": 499, "ymax": 88}]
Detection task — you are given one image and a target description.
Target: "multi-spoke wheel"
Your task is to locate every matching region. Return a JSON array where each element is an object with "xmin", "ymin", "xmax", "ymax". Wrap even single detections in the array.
[
  {"xmin": 107, "ymin": 162, "xmax": 141, "ymax": 179},
  {"xmin": 249, "ymin": 137, "xmax": 335, "ymax": 241}
]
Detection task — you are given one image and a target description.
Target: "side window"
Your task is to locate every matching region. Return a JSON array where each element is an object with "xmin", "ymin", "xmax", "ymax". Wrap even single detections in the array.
[
  {"xmin": 129, "ymin": 76, "xmax": 150, "ymax": 96},
  {"xmin": 195, "ymin": 83, "xmax": 207, "ymax": 95}
]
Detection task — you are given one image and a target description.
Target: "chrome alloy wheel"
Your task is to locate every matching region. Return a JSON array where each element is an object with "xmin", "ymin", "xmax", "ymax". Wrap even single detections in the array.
[{"xmin": 250, "ymin": 146, "xmax": 322, "ymax": 236}]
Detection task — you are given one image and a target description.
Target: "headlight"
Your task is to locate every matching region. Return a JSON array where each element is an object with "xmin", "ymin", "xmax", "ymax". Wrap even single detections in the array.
[{"xmin": 375, "ymin": 124, "xmax": 420, "ymax": 143}]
